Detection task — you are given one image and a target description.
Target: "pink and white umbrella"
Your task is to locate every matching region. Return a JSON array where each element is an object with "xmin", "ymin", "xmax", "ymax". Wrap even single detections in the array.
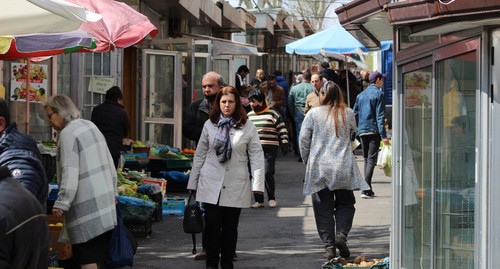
[{"xmin": 66, "ymin": 0, "xmax": 158, "ymax": 52}]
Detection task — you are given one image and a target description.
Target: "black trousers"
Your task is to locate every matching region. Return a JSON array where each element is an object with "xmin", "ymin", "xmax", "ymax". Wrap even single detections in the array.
[
  {"xmin": 360, "ymin": 134, "xmax": 381, "ymax": 191},
  {"xmin": 204, "ymin": 203, "xmax": 241, "ymax": 269},
  {"xmin": 311, "ymin": 188, "xmax": 356, "ymax": 248},
  {"xmin": 254, "ymin": 145, "xmax": 278, "ymax": 203}
]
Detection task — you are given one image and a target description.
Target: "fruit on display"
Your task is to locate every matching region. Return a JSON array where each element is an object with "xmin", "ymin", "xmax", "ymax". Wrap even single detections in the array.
[{"xmin": 132, "ymin": 140, "xmax": 147, "ymax": 148}]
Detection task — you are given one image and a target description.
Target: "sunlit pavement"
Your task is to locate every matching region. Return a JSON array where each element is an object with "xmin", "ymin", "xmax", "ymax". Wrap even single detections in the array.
[{"xmin": 133, "ymin": 152, "xmax": 391, "ymax": 269}]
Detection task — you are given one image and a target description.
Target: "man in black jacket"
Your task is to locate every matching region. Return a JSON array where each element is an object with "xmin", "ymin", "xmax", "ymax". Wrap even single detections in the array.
[
  {"xmin": 91, "ymin": 86, "xmax": 130, "ymax": 168},
  {"xmin": 183, "ymin": 71, "xmax": 224, "ymax": 144},
  {"xmin": 0, "ymin": 165, "xmax": 50, "ymax": 268},
  {"xmin": 0, "ymin": 99, "xmax": 48, "ymax": 207}
]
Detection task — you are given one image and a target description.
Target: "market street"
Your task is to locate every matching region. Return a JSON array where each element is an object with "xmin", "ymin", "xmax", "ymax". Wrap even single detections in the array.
[{"xmin": 133, "ymin": 152, "xmax": 391, "ymax": 268}]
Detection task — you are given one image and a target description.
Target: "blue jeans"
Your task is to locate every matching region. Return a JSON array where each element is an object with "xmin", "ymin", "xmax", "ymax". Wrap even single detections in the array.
[
  {"xmin": 360, "ymin": 134, "xmax": 381, "ymax": 192},
  {"xmin": 293, "ymin": 111, "xmax": 305, "ymax": 156},
  {"xmin": 312, "ymin": 188, "xmax": 356, "ymax": 248}
]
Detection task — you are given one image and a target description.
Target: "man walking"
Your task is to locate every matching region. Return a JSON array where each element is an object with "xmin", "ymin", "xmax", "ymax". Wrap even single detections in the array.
[
  {"xmin": 304, "ymin": 73, "xmax": 323, "ymax": 114},
  {"xmin": 250, "ymin": 69, "xmax": 266, "ymax": 90},
  {"xmin": 260, "ymin": 74, "xmax": 285, "ymax": 112},
  {"xmin": 288, "ymin": 70, "xmax": 314, "ymax": 161},
  {"xmin": 182, "ymin": 71, "xmax": 224, "ymax": 260},
  {"xmin": 353, "ymin": 71, "xmax": 389, "ymax": 199}
]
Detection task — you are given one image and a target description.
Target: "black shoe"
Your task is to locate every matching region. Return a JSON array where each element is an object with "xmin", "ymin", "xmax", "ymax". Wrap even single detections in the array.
[
  {"xmin": 335, "ymin": 233, "xmax": 350, "ymax": 259},
  {"xmin": 323, "ymin": 246, "xmax": 336, "ymax": 260},
  {"xmin": 361, "ymin": 190, "xmax": 376, "ymax": 199}
]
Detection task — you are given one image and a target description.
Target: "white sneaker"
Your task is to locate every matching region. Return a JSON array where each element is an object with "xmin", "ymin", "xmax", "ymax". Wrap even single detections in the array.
[
  {"xmin": 251, "ymin": 202, "xmax": 265, "ymax": 208},
  {"xmin": 268, "ymin": 200, "xmax": 277, "ymax": 208}
]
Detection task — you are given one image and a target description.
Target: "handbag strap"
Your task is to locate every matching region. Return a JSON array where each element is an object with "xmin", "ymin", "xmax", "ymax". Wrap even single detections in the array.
[{"xmin": 187, "ymin": 192, "xmax": 196, "ymax": 205}]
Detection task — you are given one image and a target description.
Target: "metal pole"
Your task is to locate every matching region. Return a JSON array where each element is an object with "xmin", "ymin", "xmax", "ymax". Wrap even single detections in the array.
[
  {"xmin": 345, "ymin": 55, "xmax": 350, "ymax": 107},
  {"xmin": 26, "ymin": 59, "xmax": 31, "ymax": 134}
]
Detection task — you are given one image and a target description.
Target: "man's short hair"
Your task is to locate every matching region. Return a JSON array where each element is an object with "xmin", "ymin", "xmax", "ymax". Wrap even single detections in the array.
[
  {"xmin": 105, "ymin": 86, "xmax": 123, "ymax": 101},
  {"xmin": 0, "ymin": 99, "xmax": 11, "ymax": 125},
  {"xmin": 237, "ymin": 65, "xmax": 250, "ymax": 74},
  {"xmin": 267, "ymin": 74, "xmax": 276, "ymax": 81},
  {"xmin": 321, "ymin": 62, "xmax": 330, "ymax": 69}
]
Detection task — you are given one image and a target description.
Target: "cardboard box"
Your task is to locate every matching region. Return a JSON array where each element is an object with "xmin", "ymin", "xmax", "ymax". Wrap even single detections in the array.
[
  {"xmin": 162, "ymin": 198, "xmax": 186, "ymax": 216},
  {"xmin": 142, "ymin": 178, "xmax": 167, "ymax": 196},
  {"xmin": 46, "ymin": 215, "xmax": 72, "ymax": 260}
]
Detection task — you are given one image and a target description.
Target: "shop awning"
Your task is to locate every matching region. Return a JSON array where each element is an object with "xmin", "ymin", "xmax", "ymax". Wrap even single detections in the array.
[{"xmin": 212, "ymin": 40, "xmax": 263, "ymax": 56}]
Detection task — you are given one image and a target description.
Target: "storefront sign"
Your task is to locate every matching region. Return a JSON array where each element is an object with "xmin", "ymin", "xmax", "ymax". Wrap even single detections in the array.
[
  {"xmin": 10, "ymin": 63, "xmax": 48, "ymax": 103},
  {"xmin": 88, "ymin": 76, "xmax": 115, "ymax": 94},
  {"xmin": 404, "ymin": 71, "xmax": 432, "ymax": 108}
]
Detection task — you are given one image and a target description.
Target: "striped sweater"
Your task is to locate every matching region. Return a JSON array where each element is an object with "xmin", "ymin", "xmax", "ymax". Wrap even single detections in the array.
[{"xmin": 248, "ymin": 108, "xmax": 289, "ymax": 146}]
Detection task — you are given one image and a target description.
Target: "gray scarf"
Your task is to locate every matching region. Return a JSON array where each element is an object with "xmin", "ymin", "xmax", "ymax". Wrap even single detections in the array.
[{"xmin": 213, "ymin": 114, "xmax": 235, "ymax": 163}]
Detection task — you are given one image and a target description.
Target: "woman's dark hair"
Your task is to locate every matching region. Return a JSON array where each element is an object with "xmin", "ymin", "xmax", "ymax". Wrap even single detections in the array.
[
  {"xmin": 248, "ymin": 89, "xmax": 266, "ymax": 103},
  {"xmin": 321, "ymin": 81, "xmax": 347, "ymax": 137},
  {"xmin": 209, "ymin": 86, "xmax": 247, "ymax": 127}
]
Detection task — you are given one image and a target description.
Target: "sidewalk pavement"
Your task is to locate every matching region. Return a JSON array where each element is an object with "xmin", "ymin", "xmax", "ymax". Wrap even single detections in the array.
[{"xmin": 133, "ymin": 153, "xmax": 391, "ymax": 268}]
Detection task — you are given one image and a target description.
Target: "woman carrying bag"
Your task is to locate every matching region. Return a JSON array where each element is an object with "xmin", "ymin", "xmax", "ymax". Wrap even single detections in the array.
[{"xmin": 187, "ymin": 86, "xmax": 265, "ymax": 269}]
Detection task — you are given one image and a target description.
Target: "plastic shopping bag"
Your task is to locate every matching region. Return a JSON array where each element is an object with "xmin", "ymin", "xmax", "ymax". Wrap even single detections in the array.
[
  {"xmin": 108, "ymin": 206, "xmax": 134, "ymax": 268},
  {"xmin": 377, "ymin": 144, "xmax": 392, "ymax": 177}
]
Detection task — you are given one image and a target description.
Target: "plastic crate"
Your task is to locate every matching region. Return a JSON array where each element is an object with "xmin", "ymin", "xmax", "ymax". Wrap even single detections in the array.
[
  {"xmin": 46, "ymin": 215, "xmax": 73, "ymax": 260},
  {"xmin": 162, "ymin": 198, "xmax": 186, "ymax": 216},
  {"xmin": 121, "ymin": 153, "xmax": 148, "ymax": 162},
  {"xmin": 142, "ymin": 178, "xmax": 167, "ymax": 196},
  {"xmin": 164, "ymin": 158, "xmax": 192, "ymax": 169},
  {"xmin": 132, "ymin": 147, "xmax": 150, "ymax": 155},
  {"xmin": 124, "ymin": 217, "xmax": 152, "ymax": 237}
]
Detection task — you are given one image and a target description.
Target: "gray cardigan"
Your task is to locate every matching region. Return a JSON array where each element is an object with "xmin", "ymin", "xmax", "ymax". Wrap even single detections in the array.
[
  {"xmin": 299, "ymin": 106, "xmax": 369, "ymax": 196},
  {"xmin": 55, "ymin": 119, "xmax": 117, "ymax": 244}
]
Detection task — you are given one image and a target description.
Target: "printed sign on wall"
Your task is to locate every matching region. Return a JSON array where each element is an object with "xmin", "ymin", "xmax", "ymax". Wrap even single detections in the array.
[{"xmin": 10, "ymin": 63, "xmax": 48, "ymax": 103}]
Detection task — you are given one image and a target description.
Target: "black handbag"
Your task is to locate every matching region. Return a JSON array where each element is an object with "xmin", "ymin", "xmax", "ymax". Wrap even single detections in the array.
[
  {"xmin": 183, "ymin": 193, "xmax": 204, "ymax": 234},
  {"xmin": 183, "ymin": 193, "xmax": 204, "ymax": 254}
]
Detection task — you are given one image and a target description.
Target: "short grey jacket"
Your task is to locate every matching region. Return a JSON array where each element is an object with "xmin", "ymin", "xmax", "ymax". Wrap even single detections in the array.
[{"xmin": 299, "ymin": 106, "xmax": 370, "ymax": 196}]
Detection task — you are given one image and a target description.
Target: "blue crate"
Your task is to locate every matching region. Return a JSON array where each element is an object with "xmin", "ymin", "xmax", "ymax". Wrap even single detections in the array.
[
  {"xmin": 162, "ymin": 198, "xmax": 186, "ymax": 216},
  {"xmin": 122, "ymin": 153, "xmax": 148, "ymax": 162}
]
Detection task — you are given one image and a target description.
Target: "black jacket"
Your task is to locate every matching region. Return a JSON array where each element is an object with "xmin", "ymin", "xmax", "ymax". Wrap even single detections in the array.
[
  {"xmin": 0, "ymin": 123, "xmax": 47, "ymax": 207},
  {"xmin": 91, "ymin": 100, "xmax": 130, "ymax": 158},
  {"xmin": 0, "ymin": 165, "xmax": 50, "ymax": 269},
  {"xmin": 183, "ymin": 98, "xmax": 211, "ymax": 144}
]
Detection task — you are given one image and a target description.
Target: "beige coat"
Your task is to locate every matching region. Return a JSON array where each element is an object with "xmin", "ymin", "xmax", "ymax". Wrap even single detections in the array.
[{"xmin": 187, "ymin": 119, "xmax": 265, "ymax": 208}]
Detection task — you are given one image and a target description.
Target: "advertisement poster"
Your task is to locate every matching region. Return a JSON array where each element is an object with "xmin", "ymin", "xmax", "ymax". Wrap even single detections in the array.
[
  {"xmin": 10, "ymin": 63, "xmax": 48, "ymax": 103},
  {"xmin": 404, "ymin": 71, "xmax": 432, "ymax": 108}
]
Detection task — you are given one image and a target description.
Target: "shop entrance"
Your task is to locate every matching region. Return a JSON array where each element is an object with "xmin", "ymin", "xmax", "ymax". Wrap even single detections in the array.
[{"xmin": 140, "ymin": 50, "xmax": 182, "ymax": 148}]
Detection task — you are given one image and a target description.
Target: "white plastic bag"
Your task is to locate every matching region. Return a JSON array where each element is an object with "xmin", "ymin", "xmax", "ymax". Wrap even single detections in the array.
[{"xmin": 377, "ymin": 144, "xmax": 392, "ymax": 177}]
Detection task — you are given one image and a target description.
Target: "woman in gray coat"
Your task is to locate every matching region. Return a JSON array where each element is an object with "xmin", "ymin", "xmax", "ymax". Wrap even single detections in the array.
[
  {"xmin": 299, "ymin": 81, "xmax": 369, "ymax": 261},
  {"xmin": 45, "ymin": 95, "xmax": 117, "ymax": 269},
  {"xmin": 187, "ymin": 86, "xmax": 265, "ymax": 269}
]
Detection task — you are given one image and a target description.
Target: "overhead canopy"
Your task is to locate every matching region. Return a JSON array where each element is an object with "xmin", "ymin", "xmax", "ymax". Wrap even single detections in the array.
[
  {"xmin": 285, "ymin": 24, "xmax": 391, "ymax": 55},
  {"xmin": 212, "ymin": 40, "xmax": 262, "ymax": 56},
  {"xmin": 0, "ymin": 0, "xmax": 102, "ymax": 35}
]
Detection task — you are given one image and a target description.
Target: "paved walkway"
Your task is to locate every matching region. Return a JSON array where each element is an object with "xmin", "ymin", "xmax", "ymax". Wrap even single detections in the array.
[{"xmin": 133, "ymin": 153, "xmax": 391, "ymax": 268}]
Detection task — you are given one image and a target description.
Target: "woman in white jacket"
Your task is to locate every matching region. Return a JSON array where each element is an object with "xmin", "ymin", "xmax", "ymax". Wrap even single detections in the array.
[{"xmin": 187, "ymin": 86, "xmax": 265, "ymax": 269}]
